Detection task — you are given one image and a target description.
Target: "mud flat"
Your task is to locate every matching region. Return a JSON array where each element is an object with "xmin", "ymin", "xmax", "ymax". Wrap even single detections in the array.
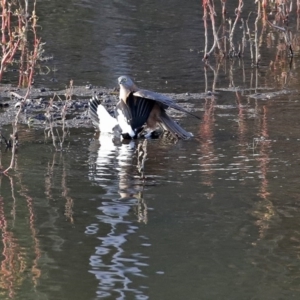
[{"xmin": 0, "ymin": 84, "xmax": 206, "ymax": 129}]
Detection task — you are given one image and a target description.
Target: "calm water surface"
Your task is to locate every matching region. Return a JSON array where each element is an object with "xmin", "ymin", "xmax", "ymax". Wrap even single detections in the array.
[{"xmin": 1, "ymin": 0, "xmax": 300, "ymax": 299}]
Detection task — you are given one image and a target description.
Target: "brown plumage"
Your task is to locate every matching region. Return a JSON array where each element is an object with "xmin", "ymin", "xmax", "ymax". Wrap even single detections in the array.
[{"xmin": 115, "ymin": 76, "xmax": 199, "ymax": 139}]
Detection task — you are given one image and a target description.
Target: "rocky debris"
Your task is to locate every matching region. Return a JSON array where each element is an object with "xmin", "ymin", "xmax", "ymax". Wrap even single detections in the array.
[{"xmin": 0, "ymin": 84, "xmax": 205, "ymax": 129}]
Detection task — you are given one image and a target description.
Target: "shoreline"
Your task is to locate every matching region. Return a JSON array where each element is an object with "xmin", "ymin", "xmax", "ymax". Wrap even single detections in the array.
[{"xmin": 0, "ymin": 85, "xmax": 206, "ymax": 129}]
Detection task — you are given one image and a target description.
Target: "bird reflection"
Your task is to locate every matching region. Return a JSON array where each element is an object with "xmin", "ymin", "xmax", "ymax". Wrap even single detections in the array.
[
  {"xmin": 87, "ymin": 134, "xmax": 149, "ymax": 299},
  {"xmin": 91, "ymin": 134, "xmax": 148, "ymax": 215}
]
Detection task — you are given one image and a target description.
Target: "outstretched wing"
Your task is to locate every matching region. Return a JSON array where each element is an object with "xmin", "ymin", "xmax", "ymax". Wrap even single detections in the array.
[
  {"xmin": 117, "ymin": 92, "xmax": 156, "ymax": 131},
  {"xmin": 133, "ymin": 89, "xmax": 200, "ymax": 119}
]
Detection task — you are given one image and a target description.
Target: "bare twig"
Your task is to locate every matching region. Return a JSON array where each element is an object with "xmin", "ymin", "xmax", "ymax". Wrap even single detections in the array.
[
  {"xmin": 45, "ymin": 81, "xmax": 73, "ymax": 151},
  {"xmin": 267, "ymin": 20, "xmax": 293, "ymax": 57},
  {"xmin": 229, "ymin": 0, "xmax": 244, "ymax": 57}
]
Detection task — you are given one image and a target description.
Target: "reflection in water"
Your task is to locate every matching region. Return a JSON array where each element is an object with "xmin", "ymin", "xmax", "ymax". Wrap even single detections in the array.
[
  {"xmin": 198, "ymin": 96, "xmax": 216, "ymax": 188},
  {"xmin": 256, "ymin": 105, "xmax": 271, "ymax": 201},
  {"xmin": 44, "ymin": 152, "xmax": 75, "ymax": 223},
  {"xmin": 88, "ymin": 134, "xmax": 148, "ymax": 299},
  {"xmin": 0, "ymin": 169, "xmax": 43, "ymax": 299},
  {"xmin": 252, "ymin": 104, "xmax": 274, "ymax": 240},
  {"xmin": 198, "ymin": 62, "xmax": 278, "ymax": 247}
]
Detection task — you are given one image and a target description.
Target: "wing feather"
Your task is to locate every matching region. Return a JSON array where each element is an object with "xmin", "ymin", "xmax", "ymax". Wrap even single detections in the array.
[
  {"xmin": 120, "ymin": 93, "xmax": 155, "ymax": 130},
  {"xmin": 133, "ymin": 89, "xmax": 200, "ymax": 119},
  {"xmin": 89, "ymin": 96, "xmax": 101, "ymax": 127}
]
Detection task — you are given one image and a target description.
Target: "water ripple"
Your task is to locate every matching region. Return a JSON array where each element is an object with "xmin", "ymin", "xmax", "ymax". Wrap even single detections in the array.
[{"xmin": 87, "ymin": 136, "xmax": 149, "ymax": 299}]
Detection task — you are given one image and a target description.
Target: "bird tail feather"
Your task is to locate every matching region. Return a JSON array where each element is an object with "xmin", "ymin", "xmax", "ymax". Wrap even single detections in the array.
[{"xmin": 158, "ymin": 112, "xmax": 193, "ymax": 140}]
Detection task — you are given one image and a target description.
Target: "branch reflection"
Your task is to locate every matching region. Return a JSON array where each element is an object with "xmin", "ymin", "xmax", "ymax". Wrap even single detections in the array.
[
  {"xmin": 44, "ymin": 152, "xmax": 74, "ymax": 223},
  {"xmin": 198, "ymin": 96, "xmax": 216, "ymax": 188},
  {"xmin": 0, "ymin": 167, "xmax": 42, "ymax": 298}
]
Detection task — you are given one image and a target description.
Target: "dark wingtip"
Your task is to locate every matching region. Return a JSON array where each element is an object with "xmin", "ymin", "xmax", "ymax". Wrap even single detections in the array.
[{"xmin": 89, "ymin": 96, "xmax": 101, "ymax": 127}]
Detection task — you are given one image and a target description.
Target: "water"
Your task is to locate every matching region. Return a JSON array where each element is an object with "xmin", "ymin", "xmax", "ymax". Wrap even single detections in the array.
[
  {"xmin": 1, "ymin": 0, "xmax": 300, "ymax": 299},
  {"xmin": 26, "ymin": 0, "xmax": 259, "ymax": 92}
]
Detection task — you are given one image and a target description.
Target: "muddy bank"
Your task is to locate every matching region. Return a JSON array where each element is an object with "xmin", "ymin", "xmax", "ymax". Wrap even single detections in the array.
[{"xmin": 0, "ymin": 84, "xmax": 208, "ymax": 129}]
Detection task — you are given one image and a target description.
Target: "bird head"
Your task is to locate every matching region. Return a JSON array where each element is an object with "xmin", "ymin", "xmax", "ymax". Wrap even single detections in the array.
[{"xmin": 118, "ymin": 76, "xmax": 136, "ymax": 91}]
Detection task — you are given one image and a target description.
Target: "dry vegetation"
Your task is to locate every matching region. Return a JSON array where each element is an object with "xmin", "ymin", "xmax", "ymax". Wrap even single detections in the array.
[
  {"xmin": 203, "ymin": 0, "xmax": 300, "ymax": 64},
  {"xmin": 0, "ymin": 0, "xmax": 42, "ymax": 173},
  {"xmin": 0, "ymin": 0, "xmax": 73, "ymax": 173}
]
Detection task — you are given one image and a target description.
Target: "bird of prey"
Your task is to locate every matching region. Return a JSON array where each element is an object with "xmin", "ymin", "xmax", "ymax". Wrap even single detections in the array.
[{"xmin": 89, "ymin": 76, "xmax": 199, "ymax": 139}]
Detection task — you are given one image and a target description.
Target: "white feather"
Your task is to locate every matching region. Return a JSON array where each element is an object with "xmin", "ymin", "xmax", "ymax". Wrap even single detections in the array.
[
  {"xmin": 97, "ymin": 104, "xmax": 119, "ymax": 133},
  {"xmin": 116, "ymin": 108, "xmax": 135, "ymax": 137}
]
